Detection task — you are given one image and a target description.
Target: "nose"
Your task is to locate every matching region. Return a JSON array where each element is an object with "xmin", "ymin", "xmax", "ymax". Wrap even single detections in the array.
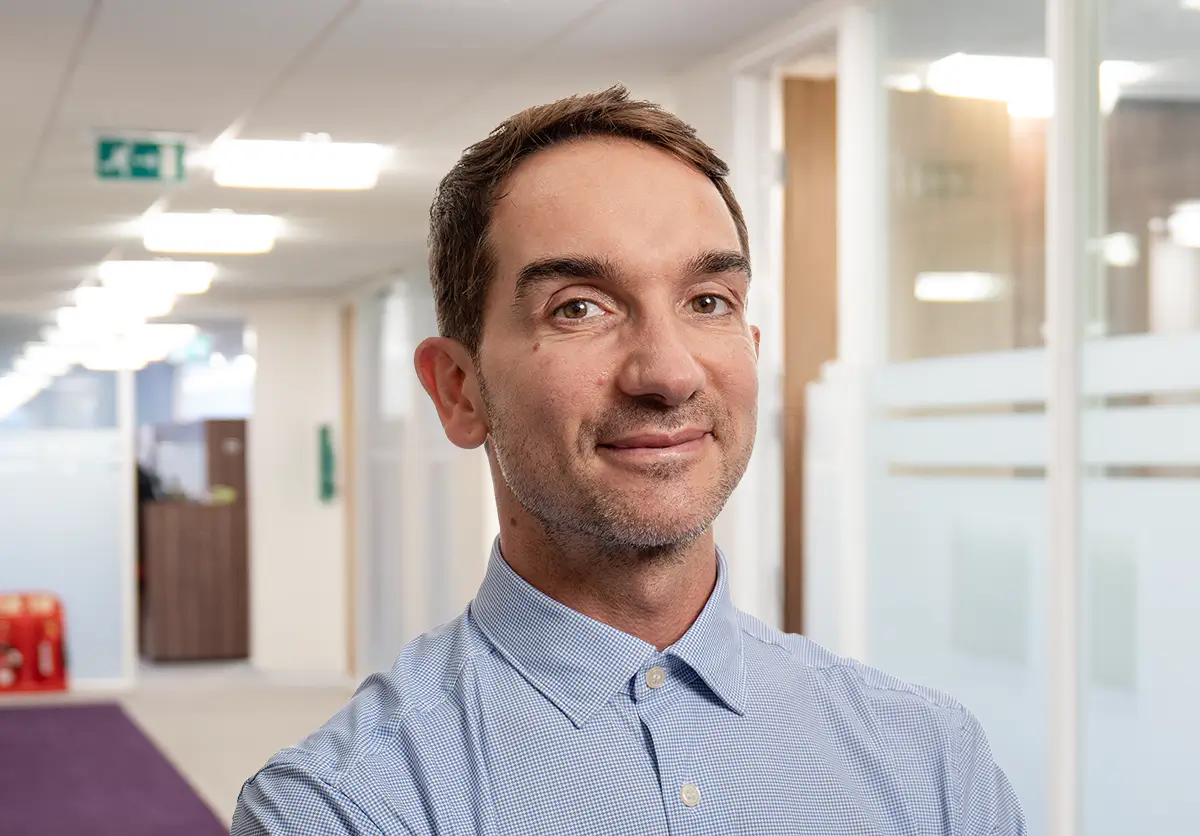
[{"xmin": 614, "ymin": 316, "xmax": 706, "ymax": 407}]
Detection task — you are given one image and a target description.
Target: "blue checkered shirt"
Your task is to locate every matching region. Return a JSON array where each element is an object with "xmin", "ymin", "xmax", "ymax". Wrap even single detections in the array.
[{"xmin": 233, "ymin": 543, "xmax": 1024, "ymax": 835}]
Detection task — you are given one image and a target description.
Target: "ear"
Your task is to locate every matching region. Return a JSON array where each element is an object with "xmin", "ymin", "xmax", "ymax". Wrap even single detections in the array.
[
  {"xmin": 414, "ymin": 337, "xmax": 489, "ymax": 449},
  {"xmin": 750, "ymin": 325, "xmax": 761, "ymax": 359}
]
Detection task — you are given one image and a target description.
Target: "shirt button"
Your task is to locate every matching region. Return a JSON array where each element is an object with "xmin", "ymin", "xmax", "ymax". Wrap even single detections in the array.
[
  {"xmin": 645, "ymin": 666, "xmax": 667, "ymax": 689},
  {"xmin": 680, "ymin": 783, "xmax": 701, "ymax": 808}
]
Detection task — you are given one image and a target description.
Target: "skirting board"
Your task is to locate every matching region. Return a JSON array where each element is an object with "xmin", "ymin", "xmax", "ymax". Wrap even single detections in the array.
[{"xmin": 72, "ymin": 677, "xmax": 136, "ymax": 692}]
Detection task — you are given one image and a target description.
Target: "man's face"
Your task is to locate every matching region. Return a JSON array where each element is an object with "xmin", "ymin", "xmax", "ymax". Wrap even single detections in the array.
[{"xmin": 476, "ymin": 138, "xmax": 759, "ymax": 553}]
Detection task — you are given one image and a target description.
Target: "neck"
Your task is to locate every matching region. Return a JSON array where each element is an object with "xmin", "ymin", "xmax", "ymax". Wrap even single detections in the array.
[{"xmin": 493, "ymin": 492, "xmax": 717, "ymax": 652}]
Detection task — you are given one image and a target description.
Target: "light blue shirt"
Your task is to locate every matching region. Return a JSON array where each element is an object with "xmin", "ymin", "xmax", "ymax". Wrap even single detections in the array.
[{"xmin": 233, "ymin": 543, "xmax": 1024, "ymax": 835}]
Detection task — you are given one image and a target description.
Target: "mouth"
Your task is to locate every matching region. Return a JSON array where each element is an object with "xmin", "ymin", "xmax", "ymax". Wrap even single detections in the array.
[{"xmin": 597, "ymin": 428, "xmax": 712, "ymax": 459}]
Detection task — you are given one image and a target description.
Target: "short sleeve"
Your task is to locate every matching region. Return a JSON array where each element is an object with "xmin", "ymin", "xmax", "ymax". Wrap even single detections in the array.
[
  {"xmin": 953, "ymin": 708, "xmax": 1027, "ymax": 835},
  {"xmin": 231, "ymin": 761, "xmax": 388, "ymax": 836}
]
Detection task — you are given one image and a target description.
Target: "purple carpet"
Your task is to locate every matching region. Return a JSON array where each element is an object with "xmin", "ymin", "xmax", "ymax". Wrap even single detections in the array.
[{"xmin": 0, "ymin": 702, "xmax": 228, "ymax": 835}]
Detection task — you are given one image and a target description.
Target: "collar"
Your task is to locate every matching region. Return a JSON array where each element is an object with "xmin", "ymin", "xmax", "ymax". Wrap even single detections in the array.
[{"xmin": 470, "ymin": 538, "xmax": 746, "ymax": 729}]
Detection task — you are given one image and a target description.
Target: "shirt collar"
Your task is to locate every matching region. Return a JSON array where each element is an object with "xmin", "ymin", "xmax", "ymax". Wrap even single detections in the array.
[{"xmin": 470, "ymin": 538, "xmax": 746, "ymax": 729}]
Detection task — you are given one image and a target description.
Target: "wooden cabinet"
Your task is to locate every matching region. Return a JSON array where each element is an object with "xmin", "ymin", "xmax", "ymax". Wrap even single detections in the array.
[
  {"xmin": 140, "ymin": 418, "xmax": 250, "ymax": 662},
  {"xmin": 140, "ymin": 502, "xmax": 249, "ymax": 661}
]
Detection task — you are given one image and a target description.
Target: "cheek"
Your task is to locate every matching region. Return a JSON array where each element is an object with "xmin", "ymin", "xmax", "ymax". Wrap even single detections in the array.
[
  {"xmin": 500, "ymin": 356, "xmax": 606, "ymax": 426},
  {"xmin": 709, "ymin": 340, "xmax": 760, "ymax": 406}
]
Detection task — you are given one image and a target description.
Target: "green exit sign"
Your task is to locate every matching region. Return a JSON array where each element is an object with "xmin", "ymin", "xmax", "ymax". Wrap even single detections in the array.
[{"xmin": 96, "ymin": 137, "xmax": 186, "ymax": 181}]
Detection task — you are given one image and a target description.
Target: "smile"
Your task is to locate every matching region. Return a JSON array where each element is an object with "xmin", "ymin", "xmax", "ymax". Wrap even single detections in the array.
[{"xmin": 597, "ymin": 428, "xmax": 712, "ymax": 460}]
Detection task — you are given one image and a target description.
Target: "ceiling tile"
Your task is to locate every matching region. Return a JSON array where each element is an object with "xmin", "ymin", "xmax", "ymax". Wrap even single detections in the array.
[
  {"xmin": 241, "ymin": 0, "xmax": 606, "ymax": 142},
  {"xmin": 536, "ymin": 0, "xmax": 817, "ymax": 74},
  {"xmin": 58, "ymin": 0, "xmax": 351, "ymax": 135}
]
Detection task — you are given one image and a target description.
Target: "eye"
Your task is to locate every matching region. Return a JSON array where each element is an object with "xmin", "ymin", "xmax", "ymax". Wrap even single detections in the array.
[
  {"xmin": 552, "ymin": 299, "xmax": 605, "ymax": 320},
  {"xmin": 691, "ymin": 294, "xmax": 731, "ymax": 315}
]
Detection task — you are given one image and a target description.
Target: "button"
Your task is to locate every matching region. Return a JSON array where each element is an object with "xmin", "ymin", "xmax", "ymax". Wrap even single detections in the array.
[
  {"xmin": 645, "ymin": 666, "xmax": 667, "ymax": 689},
  {"xmin": 680, "ymin": 783, "xmax": 701, "ymax": 808}
]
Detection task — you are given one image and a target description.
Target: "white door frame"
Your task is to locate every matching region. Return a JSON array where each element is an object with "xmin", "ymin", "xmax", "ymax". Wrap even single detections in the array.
[{"xmin": 119, "ymin": 367, "xmax": 138, "ymax": 689}]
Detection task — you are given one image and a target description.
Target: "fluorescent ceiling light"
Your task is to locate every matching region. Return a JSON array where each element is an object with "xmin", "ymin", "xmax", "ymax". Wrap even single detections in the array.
[
  {"xmin": 76, "ymin": 284, "xmax": 175, "ymax": 320},
  {"xmin": 77, "ymin": 324, "xmax": 199, "ymax": 372},
  {"xmin": 56, "ymin": 303, "xmax": 144, "ymax": 338},
  {"xmin": 99, "ymin": 260, "xmax": 216, "ymax": 295},
  {"xmin": 925, "ymin": 54, "xmax": 1151, "ymax": 118},
  {"xmin": 80, "ymin": 344, "xmax": 152, "ymax": 372},
  {"xmin": 1100, "ymin": 61, "xmax": 1154, "ymax": 112},
  {"xmin": 130, "ymin": 323, "xmax": 199, "ymax": 363},
  {"xmin": 209, "ymin": 138, "xmax": 389, "ymax": 190},
  {"xmin": 1168, "ymin": 201, "xmax": 1200, "ymax": 248},
  {"xmin": 915, "ymin": 271, "xmax": 1009, "ymax": 303},
  {"xmin": 1103, "ymin": 232, "xmax": 1140, "ymax": 267},
  {"xmin": 1183, "ymin": 0, "xmax": 1200, "ymax": 9},
  {"xmin": 886, "ymin": 74, "xmax": 924, "ymax": 93},
  {"xmin": 926, "ymin": 54, "xmax": 1051, "ymax": 117},
  {"xmin": 142, "ymin": 211, "xmax": 280, "ymax": 254}
]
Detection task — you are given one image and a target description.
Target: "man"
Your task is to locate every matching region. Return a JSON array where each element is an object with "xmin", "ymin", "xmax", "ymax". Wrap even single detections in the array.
[{"xmin": 232, "ymin": 86, "xmax": 1024, "ymax": 835}]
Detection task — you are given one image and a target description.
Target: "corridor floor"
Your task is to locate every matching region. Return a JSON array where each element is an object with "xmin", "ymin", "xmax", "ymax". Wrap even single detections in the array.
[{"xmin": 2, "ymin": 662, "xmax": 356, "ymax": 827}]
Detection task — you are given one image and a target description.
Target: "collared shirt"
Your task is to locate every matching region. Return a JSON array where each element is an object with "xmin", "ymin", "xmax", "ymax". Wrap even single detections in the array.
[{"xmin": 232, "ymin": 543, "xmax": 1024, "ymax": 835}]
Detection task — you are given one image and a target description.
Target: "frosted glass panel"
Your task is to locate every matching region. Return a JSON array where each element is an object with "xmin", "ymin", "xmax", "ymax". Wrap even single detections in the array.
[
  {"xmin": 1088, "ymin": 4, "xmax": 1200, "ymax": 819},
  {"xmin": 1079, "ymin": 345, "xmax": 1200, "ymax": 829},
  {"xmin": 358, "ymin": 290, "xmax": 409, "ymax": 676},
  {"xmin": 849, "ymin": 329, "xmax": 1200, "ymax": 835},
  {"xmin": 865, "ymin": 476, "xmax": 1048, "ymax": 834},
  {"xmin": 0, "ymin": 431, "xmax": 126, "ymax": 681},
  {"xmin": 1079, "ymin": 432, "xmax": 1200, "ymax": 834}
]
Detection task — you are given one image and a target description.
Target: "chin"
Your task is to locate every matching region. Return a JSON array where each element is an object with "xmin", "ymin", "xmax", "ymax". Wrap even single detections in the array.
[
  {"xmin": 599, "ymin": 527, "xmax": 709, "ymax": 559},
  {"xmin": 603, "ymin": 507, "xmax": 716, "ymax": 548}
]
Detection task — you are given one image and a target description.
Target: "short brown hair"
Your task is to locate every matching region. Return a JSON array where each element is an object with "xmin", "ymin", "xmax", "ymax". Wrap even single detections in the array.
[{"xmin": 427, "ymin": 85, "xmax": 749, "ymax": 355}]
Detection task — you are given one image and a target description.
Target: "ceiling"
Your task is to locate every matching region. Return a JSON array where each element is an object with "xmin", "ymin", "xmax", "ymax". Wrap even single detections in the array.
[
  {"xmin": 0, "ymin": 0, "xmax": 816, "ymax": 316},
  {"xmin": 5, "ymin": 0, "xmax": 1200, "ymax": 322}
]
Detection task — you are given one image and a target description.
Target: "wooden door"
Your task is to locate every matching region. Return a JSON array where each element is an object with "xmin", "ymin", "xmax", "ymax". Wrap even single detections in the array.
[{"xmin": 782, "ymin": 78, "xmax": 839, "ymax": 634}]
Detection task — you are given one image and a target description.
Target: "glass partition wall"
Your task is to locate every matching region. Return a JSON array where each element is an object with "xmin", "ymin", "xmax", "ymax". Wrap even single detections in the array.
[
  {"xmin": 0, "ymin": 316, "xmax": 130, "ymax": 683},
  {"xmin": 866, "ymin": 1, "xmax": 1051, "ymax": 829},
  {"xmin": 803, "ymin": 0, "xmax": 1200, "ymax": 831},
  {"xmin": 1083, "ymin": 2, "xmax": 1200, "ymax": 832}
]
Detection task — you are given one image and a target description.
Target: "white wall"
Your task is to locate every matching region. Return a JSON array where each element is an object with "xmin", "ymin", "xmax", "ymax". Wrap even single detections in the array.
[
  {"xmin": 356, "ymin": 277, "xmax": 498, "ymax": 677},
  {"xmin": 248, "ymin": 300, "xmax": 347, "ymax": 678}
]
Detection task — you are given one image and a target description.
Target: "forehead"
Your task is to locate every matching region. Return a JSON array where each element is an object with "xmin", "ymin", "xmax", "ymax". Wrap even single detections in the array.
[{"xmin": 488, "ymin": 138, "xmax": 741, "ymax": 276}]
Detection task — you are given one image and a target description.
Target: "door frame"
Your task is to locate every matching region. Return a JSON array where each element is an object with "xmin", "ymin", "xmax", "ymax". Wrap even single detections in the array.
[{"xmin": 715, "ymin": 0, "xmax": 851, "ymax": 632}]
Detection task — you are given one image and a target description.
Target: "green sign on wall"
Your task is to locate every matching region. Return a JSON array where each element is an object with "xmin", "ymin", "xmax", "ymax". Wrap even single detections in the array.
[
  {"xmin": 96, "ymin": 137, "xmax": 186, "ymax": 181},
  {"xmin": 318, "ymin": 424, "xmax": 336, "ymax": 504}
]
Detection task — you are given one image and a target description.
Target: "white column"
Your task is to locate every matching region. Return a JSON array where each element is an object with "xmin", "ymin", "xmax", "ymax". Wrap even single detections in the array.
[
  {"xmin": 1046, "ymin": 0, "xmax": 1098, "ymax": 831},
  {"xmin": 836, "ymin": 0, "xmax": 888, "ymax": 370},
  {"xmin": 828, "ymin": 0, "xmax": 887, "ymax": 660},
  {"xmin": 249, "ymin": 300, "xmax": 348, "ymax": 678},
  {"xmin": 117, "ymin": 368, "xmax": 138, "ymax": 686}
]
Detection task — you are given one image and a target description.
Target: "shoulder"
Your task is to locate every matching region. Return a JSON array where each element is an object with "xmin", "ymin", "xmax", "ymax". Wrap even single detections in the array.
[
  {"xmin": 734, "ymin": 613, "xmax": 1024, "ymax": 832},
  {"xmin": 239, "ymin": 611, "xmax": 495, "ymax": 815},
  {"xmin": 736, "ymin": 611, "xmax": 971, "ymax": 745}
]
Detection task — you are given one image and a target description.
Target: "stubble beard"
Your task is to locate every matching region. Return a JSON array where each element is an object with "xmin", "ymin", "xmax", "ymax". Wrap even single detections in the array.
[{"xmin": 477, "ymin": 371, "xmax": 755, "ymax": 566}]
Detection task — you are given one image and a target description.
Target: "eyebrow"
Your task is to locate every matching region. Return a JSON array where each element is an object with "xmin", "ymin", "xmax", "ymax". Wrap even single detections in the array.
[
  {"xmin": 511, "ymin": 249, "xmax": 751, "ymax": 305},
  {"xmin": 684, "ymin": 250, "xmax": 752, "ymax": 281}
]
